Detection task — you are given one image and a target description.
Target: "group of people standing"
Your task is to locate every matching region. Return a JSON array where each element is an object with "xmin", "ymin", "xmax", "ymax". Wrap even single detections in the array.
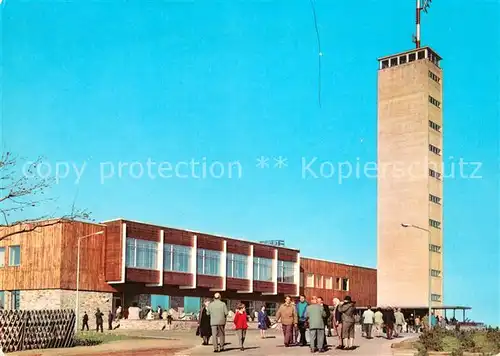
[
  {"xmin": 273, "ymin": 294, "xmax": 357, "ymax": 353},
  {"xmin": 360, "ymin": 306, "xmax": 405, "ymax": 340}
]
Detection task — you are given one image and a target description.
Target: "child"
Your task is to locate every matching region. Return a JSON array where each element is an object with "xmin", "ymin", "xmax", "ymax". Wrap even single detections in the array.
[{"xmin": 233, "ymin": 303, "xmax": 248, "ymax": 351}]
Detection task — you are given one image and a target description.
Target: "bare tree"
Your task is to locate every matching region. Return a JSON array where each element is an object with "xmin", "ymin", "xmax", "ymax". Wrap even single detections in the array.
[{"xmin": 0, "ymin": 152, "xmax": 91, "ymax": 241}]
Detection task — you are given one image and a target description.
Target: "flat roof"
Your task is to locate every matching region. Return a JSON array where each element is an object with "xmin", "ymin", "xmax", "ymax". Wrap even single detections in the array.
[
  {"xmin": 102, "ymin": 217, "xmax": 300, "ymax": 252},
  {"xmin": 377, "ymin": 46, "xmax": 442, "ymax": 62},
  {"xmin": 301, "ymin": 256, "xmax": 376, "ymax": 271}
]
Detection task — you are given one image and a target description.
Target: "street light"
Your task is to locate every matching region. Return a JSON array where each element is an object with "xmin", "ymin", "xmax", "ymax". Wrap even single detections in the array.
[
  {"xmin": 401, "ymin": 223, "xmax": 432, "ymax": 330},
  {"xmin": 75, "ymin": 230, "xmax": 105, "ymax": 332}
]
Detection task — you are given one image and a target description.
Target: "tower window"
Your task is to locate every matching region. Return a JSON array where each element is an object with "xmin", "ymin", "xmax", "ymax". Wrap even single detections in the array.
[
  {"xmin": 409, "ymin": 53, "xmax": 416, "ymax": 62},
  {"xmin": 390, "ymin": 57, "xmax": 398, "ymax": 67},
  {"xmin": 429, "ymin": 95, "xmax": 441, "ymax": 109},
  {"xmin": 429, "ymin": 194, "xmax": 442, "ymax": 205},
  {"xmin": 428, "ymin": 70, "xmax": 441, "ymax": 84},
  {"xmin": 429, "ymin": 219, "xmax": 441, "ymax": 229},
  {"xmin": 430, "ymin": 269, "xmax": 441, "ymax": 277},
  {"xmin": 429, "ymin": 169, "xmax": 442, "ymax": 180},
  {"xmin": 429, "ymin": 144, "xmax": 441, "ymax": 156},
  {"xmin": 429, "ymin": 120, "xmax": 441, "ymax": 132},
  {"xmin": 431, "ymin": 294, "xmax": 442, "ymax": 302},
  {"xmin": 399, "ymin": 55, "xmax": 407, "ymax": 64},
  {"xmin": 381, "ymin": 60, "xmax": 389, "ymax": 69},
  {"xmin": 429, "ymin": 244, "xmax": 442, "ymax": 253},
  {"xmin": 418, "ymin": 50, "xmax": 425, "ymax": 59}
]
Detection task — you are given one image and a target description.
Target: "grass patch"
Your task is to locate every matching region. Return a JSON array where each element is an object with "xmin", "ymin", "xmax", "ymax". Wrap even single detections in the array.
[{"xmin": 74, "ymin": 332, "xmax": 143, "ymax": 347}]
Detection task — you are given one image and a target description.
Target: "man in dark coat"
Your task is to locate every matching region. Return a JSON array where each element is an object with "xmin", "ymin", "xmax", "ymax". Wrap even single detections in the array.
[
  {"xmin": 81, "ymin": 311, "xmax": 89, "ymax": 331},
  {"xmin": 95, "ymin": 308, "xmax": 104, "ymax": 333},
  {"xmin": 382, "ymin": 307, "xmax": 396, "ymax": 340},
  {"xmin": 107, "ymin": 310, "xmax": 114, "ymax": 330}
]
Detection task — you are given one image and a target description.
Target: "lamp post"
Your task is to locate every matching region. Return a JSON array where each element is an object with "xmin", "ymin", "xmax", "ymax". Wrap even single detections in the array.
[
  {"xmin": 75, "ymin": 230, "xmax": 105, "ymax": 332},
  {"xmin": 401, "ymin": 223, "xmax": 432, "ymax": 330}
]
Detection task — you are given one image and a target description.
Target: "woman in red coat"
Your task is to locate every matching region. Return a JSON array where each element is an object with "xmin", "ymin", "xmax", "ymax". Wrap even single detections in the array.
[{"xmin": 233, "ymin": 303, "xmax": 249, "ymax": 351}]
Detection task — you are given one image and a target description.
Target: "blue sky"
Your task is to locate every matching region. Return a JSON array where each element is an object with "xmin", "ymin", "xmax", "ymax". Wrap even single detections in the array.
[{"xmin": 1, "ymin": 1, "xmax": 498, "ymax": 325}]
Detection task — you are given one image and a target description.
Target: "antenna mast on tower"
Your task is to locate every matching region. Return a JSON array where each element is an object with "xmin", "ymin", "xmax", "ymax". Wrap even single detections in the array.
[{"xmin": 413, "ymin": 0, "xmax": 432, "ymax": 48}]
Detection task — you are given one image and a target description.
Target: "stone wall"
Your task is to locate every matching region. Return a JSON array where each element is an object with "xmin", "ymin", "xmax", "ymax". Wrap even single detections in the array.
[{"xmin": 7, "ymin": 289, "xmax": 112, "ymax": 327}]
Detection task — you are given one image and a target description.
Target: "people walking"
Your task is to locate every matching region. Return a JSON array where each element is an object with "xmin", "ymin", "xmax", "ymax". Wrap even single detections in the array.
[
  {"xmin": 306, "ymin": 296, "xmax": 327, "ymax": 353},
  {"xmin": 198, "ymin": 299, "xmax": 212, "ymax": 346},
  {"xmin": 95, "ymin": 308, "xmax": 104, "ymax": 333},
  {"xmin": 81, "ymin": 311, "xmax": 89, "ymax": 331},
  {"xmin": 275, "ymin": 295, "xmax": 298, "ymax": 347},
  {"xmin": 394, "ymin": 308, "xmax": 405, "ymax": 337},
  {"xmin": 332, "ymin": 298, "xmax": 343, "ymax": 349},
  {"xmin": 374, "ymin": 308, "xmax": 384, "ymax": 337},
  {"xmin": 383, "ymin": 307, "xmax": 396, "ymax": 340},
  {"xmin": 362, "ymin": 306, "xmax": 375, "ymax": 339},
  {"xmin": 257, "ymin": 305, "xmax": 270, "ymax": 339},
  {"xmin": 207, "ymin": 293, "xmax": 229, "ymax": 353},
  {"xmin": 338, "ymin": 296, "xmax": 356, "ymax": 350},
  {"xmin": 317, "ymin": 297, "xmax": 330, "ymax": 350},
  {"xmin": 233, "ymin": 303, "xmax": 248, "ymax": 351},
  {"xmin": 296, "ymin": 295, "xmax": 309, "ymax": 346},
  {"xmin": 407, "ymin": 314, "xmax": 415, "ymax": 333}
]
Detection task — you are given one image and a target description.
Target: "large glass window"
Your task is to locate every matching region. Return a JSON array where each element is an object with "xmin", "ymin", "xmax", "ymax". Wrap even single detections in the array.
[
  {"xmin": 125, "ymin": 238, "xmax": 158, "ymax": 270},
  {"xmin": 11, "ymin": 290, "xmax": 20, "ymax": 310},
  {"xmin": 164, "ymin": 244, "xmax": 192, "ymax": 273},
  {"xmin": 0, "ymin": 247, "xmax": 5, "ymax": 267},
  {"xmin": 9, "ymin": 246, "xmax": 21, "ymax": 266},
  {"xmin": 278, "ymin": 260, "xmax": 295, "ymax": 283},
  {"xmin": 227, "ymin": 253, "xmax": 248, "ymax": 279},
  {"xmin": 197, "ymin": 249, "xmax": 221, "ymax": 276},
  {"xmin": 253, "ymin": 257, "xmax": 273, "ymax": 281}
]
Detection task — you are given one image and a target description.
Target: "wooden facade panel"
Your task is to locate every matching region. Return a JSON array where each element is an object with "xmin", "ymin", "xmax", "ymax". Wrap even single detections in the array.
[
  {"xmin": 126, "ymin": 221, "xmax": 160, "ymax": 242},
  {"xmin": 253, "ymin": 281, "xmax": 274, "ymax": 293},
  {"xmin": 60, "ymin": 221, "xmax": 115, "ymax": 292},
  {"xmin": 197, "ymin": 275, "xmax": 222, "ymax": 289},
  {"xmin": 277, "ymin": 283, "xmax": 296, "ymax": 295},
  {"xmin": 126, "ymin": 268, "xmax": 160, "ymax": 284},
  {"xmin": 104, "ymin": 220, "xmax": 122, "ymax": 282},
  {"xmin": 197, "ymin": 235, "xmax": 223, "ymax": 251},
  {"xmin": 0, "ymin": 224, "xmax": 63, "ymax": 290},
  {"xmin": 301, "ymin": 258, "xmax": 377, "ymax": 307},
  {"xmin": 278, "ymin": 249, "xmax": 297, "ymax": 262},
  {"xmin": 163, "ymin": 271, "xmax": 192, "ymax": 286},
  {"xmin": 253, "ymin": 245, "xmax": 274, "ymax": 259},
  {"xmin": 226, "ymin": 277, "xmax": 250, "ymax": 291},
  {"xmin": 164, "ymin": 228, "xmax": 192, "ymax": 247},
  {"xmin": 226, "ymin": 240, "xmax": 250, "ymax": 255}
]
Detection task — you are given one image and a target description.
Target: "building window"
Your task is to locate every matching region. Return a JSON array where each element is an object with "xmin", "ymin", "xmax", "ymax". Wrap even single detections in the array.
[
  {"xmin": 429, "ymin": 144, "xmax": 441, "ymax": 156},
  {"xmin": 278, "ymin": 260, "xmax": 295, "ymax": 284},
  {"xmin": 428, "ymin": 70, "xmax": 441, "ymax": 84},
  {"xmin": 197, "ymin": 249, "xmax": 221, "ymax": 276},
  {"xmin": 325, "ymin": 276, "xmax": 333, "ymax": 290},
  {"xmin": 335, "ymin": 277, "xmax": 341, "ymax": 290},
  {"xmin": 11, "ymin": 290, "xmax": 20, "ymax": 310},
  {"xmin": 409, "ymin": 53, "xmax": 416, "ymax": 62},
  {"xmin": 399, "ymin": 55, "xmax": 407, "ymax": 64},
  {"xmin": 431, "ymin": 269, "xmax": 441, "ymax": 277},
  {"xmin": 381, "ymin": 60, "xmax": 389, "ymax": 69},
  {"xmin": 0, "ymin": 247, "xmax": 5, "ymax": 267},
  {"xmin": 227, "ymin": 253, "xmax": 248, "ymax": 279},
  {"xmin": 429, "ymin": 219, "xmax": 441, "ymax": 229},
  {"xmin": 418, "ymin": 50, "xmax": 425, "ymax": 60},
  {"xmin": 300, "ymin": 272, "xmax": 304, "ymax": 287},
  {"xmin": 429, "ymin": 194, "xmax": 442, "ymax": 205},
  {"xmin": 390, "ymin": 57, "xmax": 398, "ymax": 67},
  {"xmin": 429, "ymin": 95, "xmax": 441, "ymax": 109},
  {"xmin": 253, "ymin": 257, "xmax": 273, "ymax": 282},
  {"xmin": 316, "ymin": 275, "xmax": 323, "ymax": 289},
  {"xmin": 9, "ymin": 246, "xmax": 21, "ymax": 266},
  {"xmin": 429, "ymin": 120, "xmax": 441, "ymax": 132},
  {"xmin": 429, "ymin": 244, "xmax": 442, "ymax": 253},
  {"xmin": 342, "ymin": 278, "xmax": 350, "ymax": 291},
  {"xmin": 0, "ymin": 291, "xmax": 4, "ymax": 308},
  {"xmin": 164, "ymin": 244, "xmax": 191, "ymax": 273},
  {"xmin": 431, "ymin": 294, "xmax": 441, "ymax": 302},
  {"xmin": 125, "ymin": 238, "xmax": 158, "ymax": 270},
  {"xmin": 429, "ymin": 168, "xmax": 442, "ymax": 180},
  {"xmin": 306, "ymin": 273, "xmax": 314, "ymax": 287}
]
